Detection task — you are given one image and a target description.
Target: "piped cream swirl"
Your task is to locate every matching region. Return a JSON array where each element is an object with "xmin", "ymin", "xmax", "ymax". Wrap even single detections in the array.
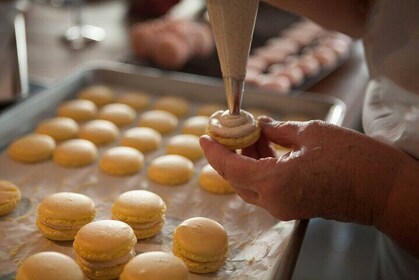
[{"xmin": 208, "ymin": 110, "xmax": 257, "ymax": 138}]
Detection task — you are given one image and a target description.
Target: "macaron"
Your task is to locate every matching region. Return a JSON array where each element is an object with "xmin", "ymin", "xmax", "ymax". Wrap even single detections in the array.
[
  {"xmin": 0, "ymin": 180, "xmax": 21, "ymax": 216},
  {"xmin": 138, "ymin": 110, "xmax": 178, "ymax": 134},
  {"xmin": 79, "ymin": 119, "xmax": 119, "ymax": 146},
  {"xmin": 120, "ymin": 252, "xmax": 189, "ymax": 280},
  {"xmin": 120, "ymin": 127, "xmax": 162, "ymax": 153},
  {"xmin": 35, "ymin": 117, "xmax": 79, "ymax": 142},
  {"xmin": 97, "ymin": 103, "xmax": 137, "ymax": 127},
  {"xmin": 148, "ymin": 155, "xmax": 194, "ymax": 185},
  {"xmin": 115, "ymin": 91, "xmax": 151, "ymax": 111},
  {"xmin": 16, "ymin": 252, "xmax": 84, "ymax": 280},
  {"xmin": 173, "ymin": 217, "xmax": 228, "ymax": 273},
  {"xmin": 199, "ymin": 164, "xmax": 235, "ymax": 194},
  {"xmin": 53, "ymin": 139, "xmax": 97, "ymax": 167},
  {"xmin": 78, "ymin": 85, "xmax": 114, "ymax": 107},
  {"xmin": 99, "ymin": 146, "xmax": 144, "ymax": 176},
  {"xmin": 36, "ymin": 192, "xmax": 96, "ymax": 241},
  {"xmin": 57, "ymin": 99, "xmax": 98, "ymax": 122},
  {"xmin": 166, "ymin": 134, "xmax": 203, "ymax": 161},
  {"xmin": 182, "ymin": 116, "xmax": 209, "ymax": 136},
  {"xmin": 74, "ymin": 220, "xmax": 137, "ymax": 280},
  {"xmin": 153, "ymin": 96, "xmax": 190, "ymax": 117},
  {"xmin": 7, "ymin": 134, "xmax": 56, "ymax": 163},
  {"xmin": 112, "ymin": 190, "xmax": 166, "ymax": 239}
]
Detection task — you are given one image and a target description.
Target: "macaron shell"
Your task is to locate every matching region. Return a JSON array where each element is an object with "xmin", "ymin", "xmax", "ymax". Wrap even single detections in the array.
[
  {"xmin": 77, "ymin": 257, "xmax": 127, "ymax": 280},
  {"xmin": 99, "ymin": 146, "xmax": 144, "ymax": 176},
  {"xmin": 199, "ymin": 164, "xmax": 235, "ymax": 194},
  {"xmin": 57, "ymin": 99, "xmax": 98, "ymax": 122},
  {"xmin": 147, "ymin": 155, "xmax": 194, "ymax": 185},
  {"xmin": 37, "ymin": 192, "xmax": 96, "ymax": 223},
  {"xmin": 0, "ymin": 180, "xmax": 21, "ymax": 216},
  {"xmin": 74, "ymin": 220, "xmax": 137, "ymax": 261},
  {"xmin": 153, "ymin": 96, "xmax": 190, "ymax": 117},
  {"xmin": 173, "ymin": 246, "xmax": 226, "ymax": 274},
  {"xmin": 166, "ymin": 134, "xmax": 203, "ymax": 161},
  {"xmin": 7, "ymin": 134, "xmax": 56, "ymax": 163},
  {"xmin": 79, "ymin": 120, "xmax": 119, "ymax": 145},
  {"xmin": 35, "ymin": 117, "xmax": 79, "ymax": 142},
  {"xmin": 120, "ymin": 252, "xmax": 189, "ymax": 280},
  {"xmin": 78, "ymin": 85, "xmax": 114, "ymax": 107},
  {"xmin": 120, "ymin": 127, "xmax": 162, "ymax": 153},
  {"xmin": 36, "ymin": 218, "xmax": 81, "ymax": 241},
  {"xmin": 138, "ymin": 110, "xmax": 179, "ymax": 134},
  {"xmin": 53, "ymin": 139, "xmax": 98, "ymax": 167},
  {"xmin": 132, "ymin": 220, "xmax": 165, "ymax": 240},
  {"xmin": 173, "ymin": 217, "xmax": 228, "ymax": 261},
  {"xmin": 115, "ymin": 92, "xmax": 150, "ymax": 111},
  {"xmin": 16, "ymin": 252, "xmax": 83, "ymax": 280},
  {"xmin": 97, "ymin": 103, "xmax": 137, "ymax": 127},
  {"xmin": 206, "ymin": 125, "xmax": 261, "ymax": 150},
  {"xmin": 182, "ymin": 116, "xmax": 209, "ymax": 136},
  {"xmin": 112, "ymin": 190, "xmax": 166, "ymax": 223}
]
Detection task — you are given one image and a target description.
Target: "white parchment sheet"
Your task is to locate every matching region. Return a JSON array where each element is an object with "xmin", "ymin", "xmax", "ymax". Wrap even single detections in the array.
[{"xmin": 0, "ymin": 135, "xmax": 296, "ymax": 280}]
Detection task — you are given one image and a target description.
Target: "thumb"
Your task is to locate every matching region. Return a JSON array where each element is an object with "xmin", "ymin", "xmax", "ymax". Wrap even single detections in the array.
[{"xmin": 258, "ymin": 116, "xmax": 301, "ymax": 148}]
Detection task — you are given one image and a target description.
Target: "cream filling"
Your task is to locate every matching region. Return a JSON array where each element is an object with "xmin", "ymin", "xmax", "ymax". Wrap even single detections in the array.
[
  {"xmin": 129, "ymin": 219, "xmax": 163, "ymax": 230},
  {"xmin": 77, "ymin": 249, "xmax": 135, "ymax": 270},
  {"xmin": 39, "ymin": 219, "xmax": 82, "ymax": 231},
  {"xmin": 208, "ymin": 110, "xmax": 257, "ymax": 138}
]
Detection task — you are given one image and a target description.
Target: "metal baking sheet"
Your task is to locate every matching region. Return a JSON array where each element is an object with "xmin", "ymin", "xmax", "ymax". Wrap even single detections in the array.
[{"xmin": 0, "ymin": 61, "xmax": 345, "ymax": 280}]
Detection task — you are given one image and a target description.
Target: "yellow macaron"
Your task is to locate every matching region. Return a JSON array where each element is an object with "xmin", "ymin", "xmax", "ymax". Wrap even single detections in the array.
[
  {"xmin": 7, "ymin": 133, "xmax": 56, "ymax": 163},
  {"xmin": 115, "ymin": 91, "xmax": 150, "ymax": 111},
  {"xmin": 36, "ymin": 192, "xmax": 96, "ymax": 241},
  {"xmin": 78, "ymin": 85, "xmax": 114, "ymax": 107},
  {"xmin": 199, "ymin": 164, "xmax": 235, "ymax": 194},
  {"xmin": 74, "ymin": 220, "xmax": 137, "ymax": 280},
  {"xmin": 97, "ymin": 103, "xmax": 137, "ymax": 127},
  {"xmin": 148, "ymin": 155, "xmax": 194, "ymax": 185},
  {"xmin": 138, "ymin": 110, "xmax": 178, "ymax": 134},
  {"xmin": 112, "ymin": 190, "xmax": 166, "ymax": 239},
  {"xmin": 57, "ymin": 99, "xmax": 98, "ymax": 122},
  {"xmin": 173, "ymin": 217, "xmax": 228, "ymax": 273},
  {"xmin": 153, "ymin": 96, "xmax": 190, "ymax": 117},
  {"xmin": 99, "ymin": 146, "xmax": 144, "ymax": 176},
  {"xmin": 0, "ymin": 180, "xmax": 21, "ymax": 216},
  {"xmin": 182, "ymin": 116, "xmax": 209, "ymax": 136},
  {"xmin": 53, "ymin": 139, "xmax": 98, "ymax": 167},
  {"xmin": 120, "ymin": 127, "xmax": 162, "ymax": 153},
  {"xmin": 166, "ymin": 134, "xmax": 203, "ymax": 161},
  {"xmin": 16, "ymin": 252, "xmax": 84, "ymax": 280},
  {"xmin": 35, "ymin": 117, "xmax": 79, "ymax": 142},
  {"xmin": 79, "ymin": 119, "xmax": 119, "ymax": 146},
  {"xmin": 120, "ymin": 252, "xmax": 189, "ymax": 280}
]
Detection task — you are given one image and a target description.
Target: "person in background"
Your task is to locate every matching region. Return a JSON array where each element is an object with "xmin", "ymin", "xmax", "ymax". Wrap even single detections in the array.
[{"xmin": 200, "ymin": 0, "xmax": 419, "ymax": 278}]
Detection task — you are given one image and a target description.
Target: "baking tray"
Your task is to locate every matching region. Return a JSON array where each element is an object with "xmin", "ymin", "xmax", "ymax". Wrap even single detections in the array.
[{"xmin": 0, "ymin": 61, "xmax": 345, "ymax": 280}]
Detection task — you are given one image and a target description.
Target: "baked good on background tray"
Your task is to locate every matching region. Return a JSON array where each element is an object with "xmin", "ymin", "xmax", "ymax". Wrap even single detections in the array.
[
  {"xmin": 166, "ymin": 134, "xmax": 203, "ymax": 161},
  {"xmin": 199, "ymin": 164, "xmax": 235, "ymax": 195},
  {"xmin": 138, "ymin": 109, "xmax": 179, "ymax": 134},
  {"xmin": 99, "ymin": 146, "xmax": 145, "ymax": 176},
  {"xmin": 7, "ymin": 134, "xmax": 56, "ymax": 163},
  {"xmin": 153, "ymin": 96, "xmax": 190, "ymax": 117},
  {"xmin": 97, "ymin": 103, "xmax": 137, "ymax": 127},
  {"xmin": 120, "ymin": 127, "xmax": 162, "ymax": 153},
  {"xmin": 35, "ymin": 117, "xmax": 79, "ymax": 142},
  {"xmin": 78, "ymin": 85, "xmax": 114, "ymax": 107},
  {"xmin": 16, "ymin": 252, "xmax": 84, "ymax": 280},
  {"xmin": 79, "ymin": 119, "xmax": 119, "ymax": 146},
  {"xmin": 206, "ymin": 109, "xmax": 261, "ymax": 150},
  {"xmin": 182, "ymin": 115, "xmax": 209, "ymax": 136},
  {"xmin": 53, "ymin": 139, "xmax": 97, "ymax": 167},
  {"xmin": 148, "ymin": 155, "xmax": 194, "ymax": 185},
  {"xmin": 120, "ymin": 252, "xmax": 189, "ymax": 280},
  {"xmin": 57, "ymin": 99, "xmax": 98, "ymax": 122},
  {"xmin": 115, "ymin": 91, "xmax": 151, "ymax": 111},
  {"xmin": 173, "ymin": 217, "xmax": 229, "ymax": 273},
  {"xmin": 73, "ymin": 220, "xmax": 137, "ymax": 280},
  {"xmin": 112, "ymin": 190, "xmax": 166, "ymax": 240},
  {"xmin": 0, "ymin": 180, "xmax": 21, "ymax": 216},
  {"xmin": 36, "ymin": 192, "xmax": 96, "ymax": 241}
]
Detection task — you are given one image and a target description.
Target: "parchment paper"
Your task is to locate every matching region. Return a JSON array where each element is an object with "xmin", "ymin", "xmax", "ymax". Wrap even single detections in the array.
[{"xmin": 0, "ymin": 97, "xmax": 296, "ymax": 280}]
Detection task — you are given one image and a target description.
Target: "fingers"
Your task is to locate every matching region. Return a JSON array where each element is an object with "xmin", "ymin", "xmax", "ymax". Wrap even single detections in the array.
[
  {"xmin": 258, "ymin": 116, "xmax": 301, "ymax": 148},
  {"xmin": 235, "ymin": 187, "xmax": 260, "ymax": 205},
  {"xmin": 242, "ymin": 132, "xmax": 276, "ymax": 159},
  {"xmin": 199, "ymin": 135, "xmax": 260, "ymax": 191}
]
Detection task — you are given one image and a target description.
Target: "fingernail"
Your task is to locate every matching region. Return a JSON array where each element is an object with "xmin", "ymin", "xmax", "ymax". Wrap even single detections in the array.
[
  {"xmin": 199, "ymin": 134, "xmax": 212, "ymax": 147},
  {"xmin": 258, "ymin": 115, "xmax": 274, "ymax": 123}
]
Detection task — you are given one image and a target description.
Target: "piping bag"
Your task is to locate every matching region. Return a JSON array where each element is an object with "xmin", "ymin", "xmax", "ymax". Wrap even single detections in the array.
[{"xmin": 205, "ymin": 0, "xmax": 260, "ymax": 115}]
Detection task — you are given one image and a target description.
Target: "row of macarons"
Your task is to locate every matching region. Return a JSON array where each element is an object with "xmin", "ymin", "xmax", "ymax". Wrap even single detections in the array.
[
  {"xmin": 245, "ymin": 20, "xmax": 353, "ymax": 94},
  {"xmin": 19, "ymin": 190, "xmax": 229, "ymax": 279}
]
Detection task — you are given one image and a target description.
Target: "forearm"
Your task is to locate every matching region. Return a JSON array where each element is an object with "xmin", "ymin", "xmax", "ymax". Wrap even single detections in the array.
[
  {"xmin": 263, "ymin": 0, "xmax": 373, "ymax": 37},
  {"xmin": 376, "ymin": 155, "xmax": 419, "ymax": 258}
]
